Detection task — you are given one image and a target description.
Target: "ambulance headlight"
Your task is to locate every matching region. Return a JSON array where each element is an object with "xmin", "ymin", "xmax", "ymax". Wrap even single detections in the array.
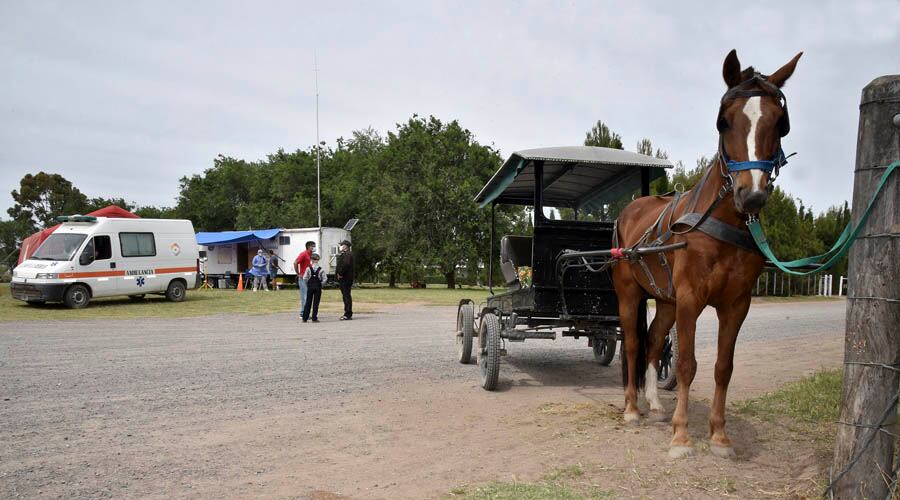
[{"xmin": 35, "ymin": 273, "xmax": 58, "ymax": 279}]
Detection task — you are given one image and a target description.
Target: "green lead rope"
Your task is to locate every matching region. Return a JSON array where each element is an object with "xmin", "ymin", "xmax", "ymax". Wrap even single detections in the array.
[{"xmin": 748, "ymin": 161, "xmax": 899, "ymax": 276}]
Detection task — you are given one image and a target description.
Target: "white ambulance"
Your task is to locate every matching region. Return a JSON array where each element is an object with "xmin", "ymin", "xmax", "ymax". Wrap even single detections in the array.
[{"xmin": 11, "ymin": 216, "xmax": 200, "ymax": 309}]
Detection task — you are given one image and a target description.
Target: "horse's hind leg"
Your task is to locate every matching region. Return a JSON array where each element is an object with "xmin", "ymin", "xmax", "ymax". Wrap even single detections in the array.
[
  {"xmin": 645, "ymin": 300, "xmax": 675, "ymax": 421},
  {"xmin": 709, "ymin": 296, "xmax": 751, "ymax": 458}
]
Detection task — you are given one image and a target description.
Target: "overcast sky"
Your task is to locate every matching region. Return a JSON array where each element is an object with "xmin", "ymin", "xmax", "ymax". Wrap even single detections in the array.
[{"xmin": 1, "ymin": 1, "xmax": 898, "ymax": 220}]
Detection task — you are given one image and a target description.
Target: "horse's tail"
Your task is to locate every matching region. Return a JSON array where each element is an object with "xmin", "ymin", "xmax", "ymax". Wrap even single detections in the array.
[{"xmin": 621, "ymin": 298, "xmax": 650, "ymax": 391}]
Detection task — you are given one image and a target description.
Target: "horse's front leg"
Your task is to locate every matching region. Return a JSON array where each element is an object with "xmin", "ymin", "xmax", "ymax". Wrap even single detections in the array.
[
  {"xmin": 612, "ymin": 266, "xmax": 645, "ymax": 425},
  {"xmin": 669, "ymin": 294, "xmax": 704, "ymax": 458},
  {"xmin": 708, "ymin": 295, "xmax": 751, "ymax": 458}
]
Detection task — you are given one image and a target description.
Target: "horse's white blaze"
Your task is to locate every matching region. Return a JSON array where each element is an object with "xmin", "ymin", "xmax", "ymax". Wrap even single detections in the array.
[
  {"xmin": 742, "ymin": 96, "xmax": 766, "ymax": 193},
  {"xmin": 645, "ymin": 365, "xmax": 662, "ymax": 411}
]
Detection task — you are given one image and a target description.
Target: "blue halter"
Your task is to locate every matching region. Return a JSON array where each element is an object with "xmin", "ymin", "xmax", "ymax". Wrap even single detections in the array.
[{"xmin": 725, "ymin": 147, "xmax": 788, "ymax": 173}]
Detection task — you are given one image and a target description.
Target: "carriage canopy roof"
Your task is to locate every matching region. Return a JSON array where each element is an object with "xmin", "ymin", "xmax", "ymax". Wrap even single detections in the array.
[{"xmin": 474, "ymin": 146, "xmax": 673, "ymax": 209}]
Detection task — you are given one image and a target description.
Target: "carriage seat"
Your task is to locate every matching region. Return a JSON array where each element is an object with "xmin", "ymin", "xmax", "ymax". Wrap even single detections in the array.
[{"xmin": 499, "ymin": 235, "xmax": 533, "ymax": 288}]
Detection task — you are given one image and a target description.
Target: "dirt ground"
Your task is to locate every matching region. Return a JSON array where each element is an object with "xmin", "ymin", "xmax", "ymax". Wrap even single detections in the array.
[{"xmin": 0, "ymin": 300, "xmax": 846, "ymax": 499}]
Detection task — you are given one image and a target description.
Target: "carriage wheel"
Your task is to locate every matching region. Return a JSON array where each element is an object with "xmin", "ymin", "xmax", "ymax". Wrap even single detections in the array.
[
  {"xmin": 456, "ymin": 302, "xmax": 475, "ymax": 364},
  {"xmin": 592, "ymin": 336, "xmax": 617, "ymax": 366},
  {"xmin": 477, "ymin": 312, "xmax": 501, "ymax": 391},
  {"xmin": 657, "ymin": 327, "xmax": 678, "ymax": 390}
]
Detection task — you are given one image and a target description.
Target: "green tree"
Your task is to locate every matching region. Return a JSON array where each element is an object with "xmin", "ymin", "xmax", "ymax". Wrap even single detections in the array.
[
  {"xmin": 371, "ymin": 116, "xmax": 506, "ymax": 288},
  {"xmin": 636, "ymin": 138, "xmax": 671, "ymax": 194},
  {"xmin": 176, "ymin": 155, "xmax": 255, "ymax": 231},
  {"xmin": 584, "ymin": 120, "xmax": 623, "ymax": 149},
  {"xmin": 7, "ymin": 172, "xmax": 90, "ymax": 230},
  {"xmin": 760, "ymin": 187, "xmax": 823, "ymax": 261},
  {"xmin": 134, "ymin": 205, "xmax": 178, "ymax": 219},
  {"xmin": 86, "ymin": 197, "xmax": 133, "ymax": 212},
  {"xmin": 0, "ymin": 218, "xmax": 31, "ymax": 268}
]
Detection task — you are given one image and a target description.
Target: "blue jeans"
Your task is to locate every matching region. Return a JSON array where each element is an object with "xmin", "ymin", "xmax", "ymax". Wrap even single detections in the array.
[{"xmin": 298, "ymin": 279, "xmax": 307, "ymax": 315}]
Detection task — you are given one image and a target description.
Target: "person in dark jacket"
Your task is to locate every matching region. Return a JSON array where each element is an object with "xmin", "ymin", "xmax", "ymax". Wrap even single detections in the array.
[{"xmin": 335, "ymin": 240, "xmax": 353, "ymax": 320}]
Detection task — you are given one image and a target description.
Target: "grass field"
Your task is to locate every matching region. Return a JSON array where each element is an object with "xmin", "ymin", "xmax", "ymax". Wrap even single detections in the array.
[
  {"xmin": 0, "ymin": 280, "xmax": 842, "ymax": 322},
  {"xmin": 0, "ymin": 283, "xmax": 492, "ymax": 322},
  {"xmin": 734, "ymin": 368, "xmax": 844, "ymax": 441}
]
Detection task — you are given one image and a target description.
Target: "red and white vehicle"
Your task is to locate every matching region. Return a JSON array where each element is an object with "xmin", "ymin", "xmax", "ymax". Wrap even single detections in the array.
[{"xmin": 11, "ymin": 216, "xmax": 200, "ymax": 308}]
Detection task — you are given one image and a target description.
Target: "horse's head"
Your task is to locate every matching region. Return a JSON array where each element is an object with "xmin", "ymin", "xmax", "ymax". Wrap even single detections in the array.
[{"xmin": 717, "ymin": 49, "xmax": 802, "ymax": 215}]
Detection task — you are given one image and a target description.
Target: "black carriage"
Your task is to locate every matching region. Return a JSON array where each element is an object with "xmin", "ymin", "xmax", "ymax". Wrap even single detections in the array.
[{"xmin": 456, "ymin": 146, "xmax": 679, "ymax": 390}]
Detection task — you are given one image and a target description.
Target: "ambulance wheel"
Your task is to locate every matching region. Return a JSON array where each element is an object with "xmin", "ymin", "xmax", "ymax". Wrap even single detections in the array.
[
  {"xmin": 166, "ymin": 281, "xmax": 186, "ymax": 302},
  {"xmin": 64, "ymin": 284, "xmax": 91, "ymax": 309},
  {"xmin": 128, "ymin": 294, "xmax": 145, "ymax": 301}
]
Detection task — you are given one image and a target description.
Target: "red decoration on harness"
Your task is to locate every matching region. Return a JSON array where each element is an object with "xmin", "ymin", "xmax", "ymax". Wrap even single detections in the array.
[{"xmin": 610, "ymin": 248, "xmax": 625, "ymax": 259}]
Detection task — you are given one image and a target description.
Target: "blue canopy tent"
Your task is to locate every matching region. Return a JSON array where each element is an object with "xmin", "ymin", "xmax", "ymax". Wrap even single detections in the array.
[
  {"xmin": 195, "ymin": 228, "xmax": 281, "ymax": 246},
  {"xmin": 196, "ymin": 229, "xmax": 282, "ymax": 287}
]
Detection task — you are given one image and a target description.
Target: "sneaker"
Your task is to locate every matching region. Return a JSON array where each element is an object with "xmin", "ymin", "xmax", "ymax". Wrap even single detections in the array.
[
  {"xmin": 339, "ymin": 316, "xmax": 347, "ymax": 320},
  {"xmin": 302, "ymin": 319, "xmax": 308, "ymax": 323},
  {"xmin": 311, "ymin": 319, "xmax": 319, "ymax": 323}
]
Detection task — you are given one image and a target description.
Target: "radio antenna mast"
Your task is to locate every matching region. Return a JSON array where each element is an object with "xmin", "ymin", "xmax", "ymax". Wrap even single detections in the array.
[{"xmin": 314, "ymin": 53, "xmax": 322, "ymax": 229}]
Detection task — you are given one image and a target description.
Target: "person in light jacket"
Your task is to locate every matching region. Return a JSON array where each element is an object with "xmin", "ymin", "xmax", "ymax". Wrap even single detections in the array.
[
  {"xmin": 250, "ymin": 249, "xmax": 269, "ymax": 291},
  {"xmin": 301, "ymin": 253, "xmax": 326, "ymax": 323}
]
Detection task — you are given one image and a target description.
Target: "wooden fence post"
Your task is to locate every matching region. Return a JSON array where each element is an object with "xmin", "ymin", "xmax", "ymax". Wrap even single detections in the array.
[{"xmin": 831, "ymin": 75, "xmax": 900, "ymax": 498}]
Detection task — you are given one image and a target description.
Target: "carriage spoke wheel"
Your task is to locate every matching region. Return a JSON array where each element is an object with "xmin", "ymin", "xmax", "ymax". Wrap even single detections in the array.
[
  {"xmin": 456, "ymin": 302, "xmax": 475, "ymax": 364},
  {"xmin": 592, "ymin": 336, "xmax": 617, "ymax": 366},
  {"xmin": 657, "ymin": 327, "xmax": 678, "ymax": 390},
  {"xmin": 477, "ymin": 312, "xmax": 501, "ymax": 391}
]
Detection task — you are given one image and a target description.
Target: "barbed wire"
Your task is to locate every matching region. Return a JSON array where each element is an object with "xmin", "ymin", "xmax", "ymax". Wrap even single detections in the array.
[{"xmin": 825, "ymin": 358, "xmax": 900, "ymax": 499}]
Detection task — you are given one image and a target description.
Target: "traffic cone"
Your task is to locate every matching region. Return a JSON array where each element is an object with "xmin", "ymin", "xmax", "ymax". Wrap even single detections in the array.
[{"xmin": 237, "ymin": 273, "xmax": 244, "ymax": 292}]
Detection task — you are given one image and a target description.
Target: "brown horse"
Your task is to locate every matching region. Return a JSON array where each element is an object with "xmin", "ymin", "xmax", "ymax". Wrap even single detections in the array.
[{"xmin": 611, "ymin": 49, "xmax": 803, "ymax": 458}]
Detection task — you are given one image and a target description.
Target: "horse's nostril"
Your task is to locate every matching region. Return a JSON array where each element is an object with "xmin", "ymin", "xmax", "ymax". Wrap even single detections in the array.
[{"xmin": 743, "ymin": 192, "xmax": 768, "ymax": 212}]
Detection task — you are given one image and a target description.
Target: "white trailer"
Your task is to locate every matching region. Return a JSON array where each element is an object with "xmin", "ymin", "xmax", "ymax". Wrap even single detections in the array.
[{"xmin": 197, "ymin": 226, "xmax": 353, "ymax": 284}]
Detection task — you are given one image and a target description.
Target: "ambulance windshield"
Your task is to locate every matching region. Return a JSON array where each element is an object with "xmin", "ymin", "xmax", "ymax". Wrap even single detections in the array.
[{"xmin": 31, "ymin": 233, "xmax": 88, "ymax": 261}]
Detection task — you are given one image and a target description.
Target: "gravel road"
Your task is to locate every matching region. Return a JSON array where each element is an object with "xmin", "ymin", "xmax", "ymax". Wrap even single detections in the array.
[{"xmin": 0, "ymin": 299, "xmax": 846, "ymax": 498}]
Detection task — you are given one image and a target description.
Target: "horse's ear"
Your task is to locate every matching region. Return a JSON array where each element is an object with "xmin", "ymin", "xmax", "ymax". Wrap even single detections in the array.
[
  {"xmin": 722, "ymin": 49, "xmax": 742, "ymax": 88},
  {"xmin": 768, "ymin": 52, "xmax": 803, "ymax": 88}
]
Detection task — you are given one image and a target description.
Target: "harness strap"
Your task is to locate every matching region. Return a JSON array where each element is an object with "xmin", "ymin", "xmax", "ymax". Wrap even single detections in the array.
[{"xmin": 674, "ymin": 213, "xmax": 761, "ymax": 254}]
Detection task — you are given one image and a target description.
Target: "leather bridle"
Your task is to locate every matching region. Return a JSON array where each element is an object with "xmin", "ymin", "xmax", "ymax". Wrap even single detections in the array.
[{"xmin": 716, "ymin": 73, "xmax": 793, "ymax": 193}]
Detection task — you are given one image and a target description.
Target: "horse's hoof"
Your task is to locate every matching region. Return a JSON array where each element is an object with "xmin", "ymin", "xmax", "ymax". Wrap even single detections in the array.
[
  {"xmin": 646, "ymin": 410, "xmax": 667, "ymax": 423},
  {"xmin": 668, "ymin": 445, "xmax": 695, "ymax": 459},
  {"xmin": 623, "ymin": 412, "xmax": 641, "ymax": 425},
  {"xmin": 709, "ymin": 444, "xmax": 736, "ymax": 459}
]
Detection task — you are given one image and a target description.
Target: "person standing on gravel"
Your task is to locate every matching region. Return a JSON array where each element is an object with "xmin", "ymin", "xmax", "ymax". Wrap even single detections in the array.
[
  {"xmin": 301, "ymin": 253, "xmax": 326, "ymax": 323},
  {"xmin": 294, "ymin": 241, "xmax": 315, "ymax": 316},
  {"xmin": 335, "ymin": 240, "xmax": 353, "ymax": 320}
]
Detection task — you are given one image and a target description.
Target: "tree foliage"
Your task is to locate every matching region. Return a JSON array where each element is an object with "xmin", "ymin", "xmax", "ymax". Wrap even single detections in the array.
[
  {"xmin": 584, "ymin": 120, "xmax": 623, "ymax": 149},
  {"xmin": 8, "ymin": 172, "xmax": 91, "ymax": 230}
]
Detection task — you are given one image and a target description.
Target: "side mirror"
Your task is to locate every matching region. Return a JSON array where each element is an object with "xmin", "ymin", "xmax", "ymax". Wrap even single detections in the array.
[{"xmin": 80, "ymin": 252, "xmax": 94, "ymax": 266}]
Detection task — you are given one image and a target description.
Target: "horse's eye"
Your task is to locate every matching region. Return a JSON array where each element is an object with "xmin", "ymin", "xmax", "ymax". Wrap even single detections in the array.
[{"xmin": 716, "ymin": 117, "xmax": 729, "ymax": 132}]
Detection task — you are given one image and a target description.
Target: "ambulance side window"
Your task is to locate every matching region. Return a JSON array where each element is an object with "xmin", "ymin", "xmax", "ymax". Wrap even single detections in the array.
[
  {"xmin": 119, "ymin": 232, "xmax": 156, "ymax": 257},
  {"xmin": 94, "ymin": 236, "xmax": 112, "ymax": 260}
]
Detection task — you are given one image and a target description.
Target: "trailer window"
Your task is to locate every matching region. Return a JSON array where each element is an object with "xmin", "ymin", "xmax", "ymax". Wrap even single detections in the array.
[
  {"xmin": 119, "ymin": 232, "xmax": 156, "ymax": 257},
  {"xmin": 279, "ymin": 236, "xmax": 291, "ymax": 246}
]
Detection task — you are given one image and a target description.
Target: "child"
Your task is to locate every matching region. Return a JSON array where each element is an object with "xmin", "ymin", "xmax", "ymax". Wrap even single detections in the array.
[{"xmin": 302, "ymin": 253, "xmax": 326, "ymax": 323}]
